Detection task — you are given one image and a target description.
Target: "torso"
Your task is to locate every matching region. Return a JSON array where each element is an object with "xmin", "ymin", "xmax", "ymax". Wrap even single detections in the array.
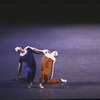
[
  {"xmin": 41, "ymin": 51, "xmax": 56, "ymax": 69},
  {"xmin": 19, "ymin": 49, "xmax": 36, "ymax": 69},
  {"xmin": 41, "ymin": 55, "xmax": 52, "ymax": 70},
  {"xmin": 45, "ymin": 52, "xmax": 56, "ymax": 62}
]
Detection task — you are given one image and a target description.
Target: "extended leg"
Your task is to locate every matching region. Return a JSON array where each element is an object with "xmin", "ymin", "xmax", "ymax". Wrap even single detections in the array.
[{"xmin": 44, "ymin": 74, "xmax": 59, "ymax": 84}]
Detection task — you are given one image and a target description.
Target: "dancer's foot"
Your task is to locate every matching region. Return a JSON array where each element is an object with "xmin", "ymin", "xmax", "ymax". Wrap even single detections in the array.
[
  {"xmin": 59, "ymin": 78, "xmax": 67, "ymax": 83},
  {"xmin": 39, "ymin": 84, "xmax": 44, "ymax": 89},
  {"xmin": 16, "ymin": 76, "xmax": 21, "ymax": 81},
  {"xmin": 27, "ymin": 82, "xmax": 33, "ymax": 89}
]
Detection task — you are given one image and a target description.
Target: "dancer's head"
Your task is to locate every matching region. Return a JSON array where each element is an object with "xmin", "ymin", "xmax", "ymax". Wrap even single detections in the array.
[
  {"xmin": 52, "ymin": 51, "xmax": 58, "ymax": 57},
  {"xmin": 15, "ymin": 46, "xmax": 24, "ymax": 53}
]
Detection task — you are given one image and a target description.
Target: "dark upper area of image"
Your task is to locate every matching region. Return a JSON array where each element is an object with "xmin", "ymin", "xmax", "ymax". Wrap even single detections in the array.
[{"xmin": 0, "ymin": 1, "xmax": 100, "ymax": 24}]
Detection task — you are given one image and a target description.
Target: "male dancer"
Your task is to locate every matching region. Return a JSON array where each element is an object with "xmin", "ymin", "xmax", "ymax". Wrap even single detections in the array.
[
  {"xmin": 39, "ymin": 50, "xmax": 67, "ymax": 89},
  {"xmin": 15, "ymin": 46, "xmax": 49, "ymax": 88}
]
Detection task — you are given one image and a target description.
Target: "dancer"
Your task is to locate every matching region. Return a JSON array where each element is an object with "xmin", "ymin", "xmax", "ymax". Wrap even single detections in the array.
[
  {"xmin": 15, "ymin": 46, "xmax": 49, "ymax": 88},
  {"xmin": 39, "ymin": 50, "xmax": 67, "ymax": 89}
]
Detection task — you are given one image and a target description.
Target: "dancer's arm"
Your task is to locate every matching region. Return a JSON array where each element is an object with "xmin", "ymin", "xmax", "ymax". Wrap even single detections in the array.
[
  {"xmin": 25, "ymin": 46, "xmax": 49, "ymax": 54},
  {"xmin": 50, "ymin": 59, "xmax": 56, "ymax": 79},
  {"xmin": 16, "ymin": 62, "xmax": 22, "ymax": 81}
]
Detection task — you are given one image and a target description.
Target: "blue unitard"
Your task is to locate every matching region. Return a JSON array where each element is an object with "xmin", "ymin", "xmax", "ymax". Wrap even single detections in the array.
[{"xmin": 19, "ymin": 48, "xmax": 36, "ymax": 82}]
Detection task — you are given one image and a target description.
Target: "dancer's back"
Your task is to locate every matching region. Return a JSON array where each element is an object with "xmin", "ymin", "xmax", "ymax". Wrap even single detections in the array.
[{"xmin": 41, "ymin": 55, "xmax": 52, "ymax": 70}]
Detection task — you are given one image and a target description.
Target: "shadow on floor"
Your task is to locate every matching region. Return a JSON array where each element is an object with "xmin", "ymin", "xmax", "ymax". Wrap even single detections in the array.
[{"xmin": 0, "ymin": 78, "xmax": 100, "ymax": 89}]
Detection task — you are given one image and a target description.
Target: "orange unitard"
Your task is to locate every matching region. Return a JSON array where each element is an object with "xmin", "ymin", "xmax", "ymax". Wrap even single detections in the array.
[{"xmin": 39, "ymin": 55, "xmax": 59, "ymax": 84}]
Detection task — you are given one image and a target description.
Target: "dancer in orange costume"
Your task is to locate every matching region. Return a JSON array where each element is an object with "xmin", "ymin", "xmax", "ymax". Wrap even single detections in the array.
[{"xmin": 39, "ymin": 50, "xmax": 67, "ymax": 89}]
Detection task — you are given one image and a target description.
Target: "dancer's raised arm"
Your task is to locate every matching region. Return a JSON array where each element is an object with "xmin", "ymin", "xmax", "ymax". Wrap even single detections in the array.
[{"xmin": 25, "ymin": 46, "xmax": 49, "ymax": 54}]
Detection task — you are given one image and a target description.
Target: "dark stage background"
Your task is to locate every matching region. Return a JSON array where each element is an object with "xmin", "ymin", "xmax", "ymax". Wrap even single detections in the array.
[{"xmin": 0, "ymin": 1, "xmax": 100, "ymax": 100}]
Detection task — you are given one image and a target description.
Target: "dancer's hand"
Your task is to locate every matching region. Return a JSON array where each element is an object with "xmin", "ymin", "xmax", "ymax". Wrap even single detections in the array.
[{"xmin": 42, "ymin": 49, "xmax": 50, "ymax": 54}]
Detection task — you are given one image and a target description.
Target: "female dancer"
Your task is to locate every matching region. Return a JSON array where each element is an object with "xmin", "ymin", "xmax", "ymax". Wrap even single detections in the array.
[{"xmin": 39, "ymin": 50, "xmax": 67, "ymax": 89}]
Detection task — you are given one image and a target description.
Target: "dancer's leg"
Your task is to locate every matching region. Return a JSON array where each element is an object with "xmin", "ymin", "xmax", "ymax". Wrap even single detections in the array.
[
  {"xmin": 44, "ymin": 74, "xmax": 59, "ymax": 84},
  {"xmin": 39, "ymin": 67, "xmax": 51, "ymax": 88},
  {"xmin": 25, "ymin": 66, "xmax": 36, "ymax": 88}
]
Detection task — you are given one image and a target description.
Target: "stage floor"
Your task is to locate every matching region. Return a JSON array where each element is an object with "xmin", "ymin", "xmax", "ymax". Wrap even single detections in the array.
[{"xmin": 0, "ymin": 24, "xmax": 100, "ymax": 99}]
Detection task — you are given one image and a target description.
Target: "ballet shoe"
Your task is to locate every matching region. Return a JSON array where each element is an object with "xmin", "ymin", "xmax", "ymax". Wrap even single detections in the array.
[
  {"xmin": 60, "ymin": 78, "xmax": 67, "ymax": 83},
  {"xmin": 39, "ymin": 84, "xmax": 44, "ymax": 89}
]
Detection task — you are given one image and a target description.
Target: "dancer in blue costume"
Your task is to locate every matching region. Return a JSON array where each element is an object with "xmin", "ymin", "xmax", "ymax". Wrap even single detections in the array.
[{"xmin": 15, "ymin": 46, "xmax": 49, "ymax": 88}]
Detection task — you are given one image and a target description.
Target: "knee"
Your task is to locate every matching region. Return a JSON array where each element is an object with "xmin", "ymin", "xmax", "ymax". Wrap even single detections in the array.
[
  {"xmin": 40, "ymin": 72, "xmax": 44, "ymax": 76},
  {"xmin": 25, "ymin": 67, "xmax": 32, "ymax": 74},
  {"xmin": 40, "ymin": 72, "xmax": 44, "ymax": 81}
]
